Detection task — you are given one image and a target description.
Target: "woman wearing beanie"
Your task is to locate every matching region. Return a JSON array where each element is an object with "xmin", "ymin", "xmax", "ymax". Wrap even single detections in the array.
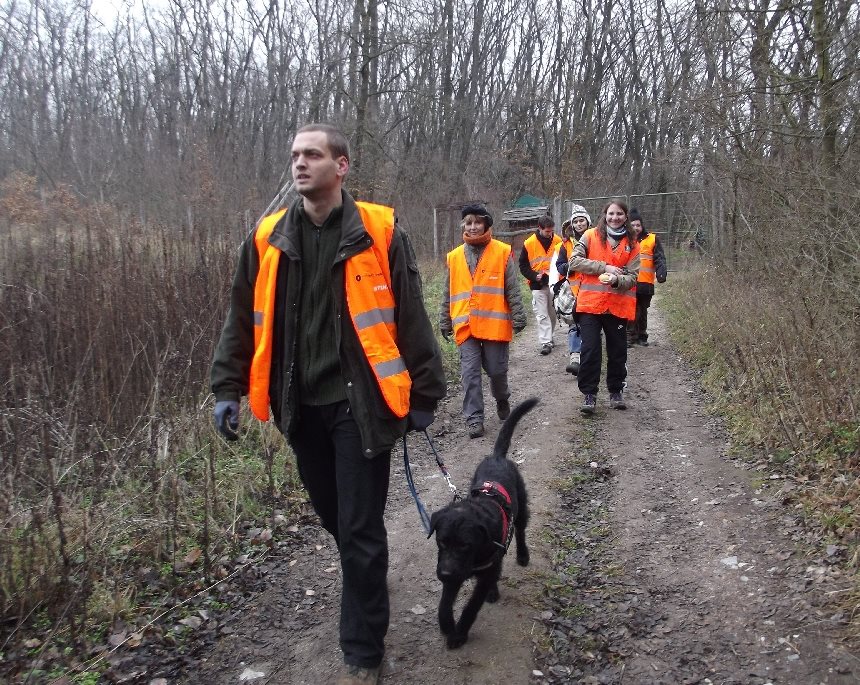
[
  {"xmin": 440, "ymin": 204, "xmax": 527, "ymax": 438},
  {"xmin": 626, "ymin": 208, "xmax": 667, "ymax": 346},
  {"xmin": 568, "ymin": 199, "xmax": 640, "ymax": 414},
  {"xmin": 555, "ymin": 204, "xmax": 591, "ymax": 375}
]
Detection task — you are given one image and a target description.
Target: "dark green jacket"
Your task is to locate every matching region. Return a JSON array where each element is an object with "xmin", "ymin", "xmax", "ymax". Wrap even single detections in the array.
[{"xmin": 211, "ymin": 191, "xmax": 446, "ymax": 456}]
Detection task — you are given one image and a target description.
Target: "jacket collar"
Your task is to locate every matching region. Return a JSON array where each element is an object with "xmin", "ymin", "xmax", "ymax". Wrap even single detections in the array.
[{"xmin": 268, "ymin": 190, "xmax": 370, "ymax": 261}]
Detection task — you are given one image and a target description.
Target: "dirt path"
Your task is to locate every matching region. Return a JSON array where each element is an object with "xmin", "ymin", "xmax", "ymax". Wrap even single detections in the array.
[{"xmin": 187, "ymin": 301, "xmax": 858, "ymax": 685}]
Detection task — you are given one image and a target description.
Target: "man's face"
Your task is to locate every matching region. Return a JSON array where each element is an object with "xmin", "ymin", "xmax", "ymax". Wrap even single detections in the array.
[
  {"xmin": 291, "ymin": 131, "xmax": 348, "ymax": 199},
  {"xmin": 572, "ymin": 217, "xmax": 589, "ymax": 233},
  {"xmin": 630, "ymin": 219, "xmax": 643, "ymax": 237}
]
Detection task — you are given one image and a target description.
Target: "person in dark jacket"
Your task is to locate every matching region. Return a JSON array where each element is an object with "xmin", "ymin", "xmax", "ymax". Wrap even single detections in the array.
[
  {"xmin": 627, "ymin": 208, "xmax": 667, "ymax": 346},
  {"xmin": 210, "ymin": 123, "xmax": 446, "ymax": 685},
  {"xmin": 519, "ymin": 215, "xmax": 562, "ymax": 355}
]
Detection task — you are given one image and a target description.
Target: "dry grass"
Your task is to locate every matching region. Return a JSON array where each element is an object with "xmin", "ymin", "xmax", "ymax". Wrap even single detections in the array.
[
  {"xmin": 0, "ymin": 175, "xmax": 301, "ymax": 679},
  {"xmin": 663, "ymin": 189, "xmax": 860, "ymax": 640}
]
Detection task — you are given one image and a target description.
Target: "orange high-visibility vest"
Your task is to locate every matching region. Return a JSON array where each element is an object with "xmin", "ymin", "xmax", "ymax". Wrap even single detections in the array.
[
  {"xmin": 447, "ymin": 240, "xmax": 513, "ymax": 345},
  {"xmin": 248, "ymin": 202, "xmax": 411, "ymax": 420},
  {"xmin": 559, "ymin": 237, "xmax": 574, "ymax": 283},
  {"xmin": 575, "ymin": 228, "xmax": 639, "ymax": 320},
  {"xmin": 638, "ymin": 233, "xmax": 656, "ymax": 284},
  {"xmin": 523, "ymin": 232, "xmax": 562, "ymax": 285}
]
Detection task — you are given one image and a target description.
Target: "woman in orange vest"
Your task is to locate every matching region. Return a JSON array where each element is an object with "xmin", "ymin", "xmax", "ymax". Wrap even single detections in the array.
[
  {"xmin": 627, "ymin": 208, "xmax": 667, "ymax": 346},
  {"xmin": 440, "ymin": 204, "xmax": 527, "ymax": 438},
  {"xmin": 555, "ymin": 204, "xmax": 591, "ymax": 375},
  {"xmin": 569, "ymin": 199, "xmax": 640, "ymax": 414}
]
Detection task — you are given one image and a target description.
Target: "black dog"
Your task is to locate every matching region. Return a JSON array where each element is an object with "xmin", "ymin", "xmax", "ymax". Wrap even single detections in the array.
[{"xmin": 429, "ymin": 397, "xmax": 537, "ymax": 648}]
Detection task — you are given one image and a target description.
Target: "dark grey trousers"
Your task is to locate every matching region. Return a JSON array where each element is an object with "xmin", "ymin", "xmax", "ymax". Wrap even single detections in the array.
[
  {"xmin": 458, "ymin": 337, "xmax": 511, "ymax": 425},
  {"xmin": 289, "ymin": 401, "xmax": 390, "ymax": 669}
]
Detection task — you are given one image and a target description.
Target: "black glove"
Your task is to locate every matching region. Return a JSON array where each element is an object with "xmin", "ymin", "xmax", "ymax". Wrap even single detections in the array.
[
  {"xmin": 407, "ymin": 409, "xmax": 435, "ymax": 432},
  {"xmin": 214, "ymin": 400, "xmax": 240, "ymax": 441}
]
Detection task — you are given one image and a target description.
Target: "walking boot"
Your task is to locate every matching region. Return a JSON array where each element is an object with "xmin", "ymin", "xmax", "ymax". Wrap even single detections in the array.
[
  {"xmin": 580, "ymin": 393, "xmax": 597, "ymax": 415},
  {"xmin": 335, "ymin": 664, "xmax": 380, "ymax": 685},
  {"xmin": 609, "ymin": 391, "xmax": 627, "ymax": 409}
]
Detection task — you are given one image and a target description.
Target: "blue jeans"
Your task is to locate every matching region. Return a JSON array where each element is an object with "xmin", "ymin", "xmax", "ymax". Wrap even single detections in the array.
[{"xmin": 567, "ymin": 325, "xmax": 582, "ymax": 353}]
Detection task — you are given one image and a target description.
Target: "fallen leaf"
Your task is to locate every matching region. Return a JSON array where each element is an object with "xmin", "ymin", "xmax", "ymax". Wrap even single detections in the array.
[
  {"xmin": 178, "ymin": 616, "xmax": 203, "ymax": 630},
  {"xmin": 108, "ymin": 631, "xmax": 127, "ymax": 647},
  {"xmin": 183, "ymin": 548, "xmax": 202, "ymax": 565},
  {"xmin": 239, "ymin": 667, "xmax": 265, "ymax": 681}
]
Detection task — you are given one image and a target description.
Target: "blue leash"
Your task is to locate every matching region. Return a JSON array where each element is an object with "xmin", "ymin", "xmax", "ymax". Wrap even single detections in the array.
[{"xmin": 403, "ymin": 429, "xmax": 461, "ymax": 535}]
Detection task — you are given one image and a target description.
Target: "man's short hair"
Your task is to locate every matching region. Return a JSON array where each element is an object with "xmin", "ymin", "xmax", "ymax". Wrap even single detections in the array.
[{"xmin": 296, "ymin": 123, "xmax": 350, "ymax": 162}]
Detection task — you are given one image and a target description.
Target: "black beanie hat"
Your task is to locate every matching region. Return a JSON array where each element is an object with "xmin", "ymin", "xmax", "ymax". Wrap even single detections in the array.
[
  {"xmin": 461, "ymin": 203, "xmax": 493, "ymax": 228},
  {"xmin": 629, "ymin": 208, "xmax": 642, "ymax": 223}
]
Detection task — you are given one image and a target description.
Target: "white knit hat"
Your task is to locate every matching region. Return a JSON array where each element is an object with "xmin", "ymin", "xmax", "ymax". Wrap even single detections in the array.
[{"xmin": 569, "ymin": 204, "xmax": 591, "ymax": 226}]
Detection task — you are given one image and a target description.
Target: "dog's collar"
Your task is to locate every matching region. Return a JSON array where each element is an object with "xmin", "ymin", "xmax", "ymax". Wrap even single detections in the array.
[{"xmin": 471, "ymin": 481, "xmax": 515, "ymax": 556}]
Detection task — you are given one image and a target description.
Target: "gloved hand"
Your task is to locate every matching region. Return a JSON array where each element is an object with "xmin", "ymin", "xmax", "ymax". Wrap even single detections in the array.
[
  {"xmin": 214, "ymin": 400, "xmax": 240, "ymax": 441},
  {"xmin": 407, "ymin": 409, "xmax": 435, "ymax": 432}
]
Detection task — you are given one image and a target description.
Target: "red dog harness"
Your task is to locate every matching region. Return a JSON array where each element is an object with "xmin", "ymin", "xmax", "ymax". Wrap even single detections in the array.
[{"xmin": 472, "ymin": 480, "xmax": 515, "ymax": 560}]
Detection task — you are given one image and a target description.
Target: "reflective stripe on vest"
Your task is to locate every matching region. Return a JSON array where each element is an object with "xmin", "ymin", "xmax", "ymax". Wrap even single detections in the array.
[
  {"xmin": 345, "ymin": 202, "xmax": 411, "ymax": 418},
  {"xmin": 523, "ymin": 233, "xmax": 562, "ymax": 284},
  {"xmin": 249, "ymin": 209, "xmax": 288, "ymax": 420},
  {"xmin": 638, "ymin": 233, "xmax": 656, "ymax": 284},
  {"xmin": 447, "ymin": 240, "xmax": 513, "ymax": 345},
  {"xmin": 247, "ymin": 202, "xmax": 411, "ymax": 421},
  {"xmin": 575, "ymin": 228, "xmax": 639, "ymax": 321}
]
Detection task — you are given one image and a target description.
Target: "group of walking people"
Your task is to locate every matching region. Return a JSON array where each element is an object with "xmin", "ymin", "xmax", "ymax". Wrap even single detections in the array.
[
  {"xmin": 440, "ymin": 198, "xmax": 666, "ymax": 433},
  {"xmin": 209, "ymin": 121, "xmax": 666, "ymax": 685}
]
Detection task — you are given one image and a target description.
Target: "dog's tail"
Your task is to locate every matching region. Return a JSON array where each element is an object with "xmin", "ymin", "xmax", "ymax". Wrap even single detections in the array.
[{"xmin": 492, "ymin": 397, "xmax": 539, "ymax": 460}]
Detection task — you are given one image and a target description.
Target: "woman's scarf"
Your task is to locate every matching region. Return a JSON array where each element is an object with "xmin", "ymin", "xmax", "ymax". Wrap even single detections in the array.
[{"xmin": 463, "ymin": 227, "xmax": 492, "ymax": 246}]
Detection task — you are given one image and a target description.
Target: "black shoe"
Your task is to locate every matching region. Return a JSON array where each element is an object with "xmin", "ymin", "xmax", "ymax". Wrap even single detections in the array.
[
  {"xmin": 609, "ymin": 392, "xmax": 627, "ymax": 409},
  {"xmin": 580, "ymin": 393, "xmax": 596, "ymax": 415},
  {"xmin": 468, "ymin": 422, "xmax": 485, "ymax": 438},
  {"xmin": 497, "ymin": 398, "xmax": 511, "ymax": 420}
]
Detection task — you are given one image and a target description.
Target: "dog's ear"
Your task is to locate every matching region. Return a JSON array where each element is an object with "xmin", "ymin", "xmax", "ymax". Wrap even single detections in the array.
[{"xmin": 428, "ymin": 510, "xmax": 440, "ymax": 539}]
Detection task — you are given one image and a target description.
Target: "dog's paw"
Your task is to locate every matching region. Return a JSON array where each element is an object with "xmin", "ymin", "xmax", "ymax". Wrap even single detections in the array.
[
  {"xmin": 516, "ymin": 550, "xmax": 530, "ymax": 567},
  {"xmin": 446, "ymin": 633, "xmax": 468, "ymax": 649},
  {"xmin": 486, "ymin": 584, "xmax": 500, "ymax": 603}
]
